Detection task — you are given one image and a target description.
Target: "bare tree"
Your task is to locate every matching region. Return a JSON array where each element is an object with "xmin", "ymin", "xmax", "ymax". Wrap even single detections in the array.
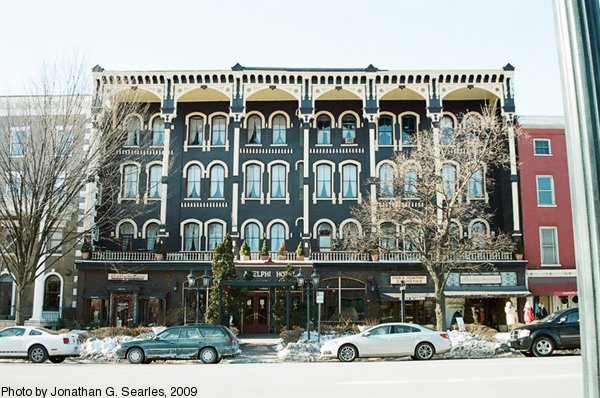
[
  {"xmin": 0, "ymin": 61, "xmax": 148, "ymax": 324},
  {"xmin": 347, "ymin": 108, "xmax": 518, "ymax": 330}
]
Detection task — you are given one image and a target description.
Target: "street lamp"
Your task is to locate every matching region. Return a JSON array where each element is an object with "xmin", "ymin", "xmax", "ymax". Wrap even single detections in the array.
[
  {"xmin": 187, "ymin": 269, "xmax": 211, "ymax": 324},
  {"xmin": 399, "ymin": 280, "xmax": 406, "ymax": 323},
  {"xmin": 296, "ymin": 269, "xmax": 320, "ymax": 340}
]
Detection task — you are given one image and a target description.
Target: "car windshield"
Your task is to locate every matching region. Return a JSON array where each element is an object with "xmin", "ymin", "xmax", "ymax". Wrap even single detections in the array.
[{"xmin": 541, "ymin": 310, "xmax": 567, "ymax": 323}]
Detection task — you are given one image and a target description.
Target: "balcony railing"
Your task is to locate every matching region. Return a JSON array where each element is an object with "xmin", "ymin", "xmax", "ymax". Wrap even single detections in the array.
[
  {"xmin": 85, "ymin": 250, "xmax": 515, "ymax": 263},
  {"xmin": 42, "ymin": 310, "xmax": 60, "ymax": 322}
]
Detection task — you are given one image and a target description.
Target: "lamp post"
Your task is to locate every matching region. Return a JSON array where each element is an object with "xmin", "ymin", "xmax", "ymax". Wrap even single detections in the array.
[
  {"xmin": 187, "ymin": 269, "xmax": 211, "ymax": 324},
  {"xmin": 296, "ymin": 269, "xmax": 320, "ymax": 340},
  {"xmin": 399, "ymin": 280, "xmax": 406, "ymax": 323}
]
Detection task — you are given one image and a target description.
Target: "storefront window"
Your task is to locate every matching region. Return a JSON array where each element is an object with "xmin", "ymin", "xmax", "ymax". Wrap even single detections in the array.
[{"xmin": 321, "ymin": 277, "xmax": 366, "ymax": 321}]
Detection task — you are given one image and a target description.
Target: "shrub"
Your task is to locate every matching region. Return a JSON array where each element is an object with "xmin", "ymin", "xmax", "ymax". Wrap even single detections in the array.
[
  {"xmin": 295, "ymin": 242, "xmax": 304, "ymax": 257},
  {"xmin": 239, "ymin": 240, "xmax": 251, "ymax": 257},
  {"xmin": 260, "ymin": 240, "xmax": 269, "ymax": 256},
  {"xmin": 154, "ymin": 240, "xmax": 165, "ymax": 254},
  {"xmin": 279, "ymin": 327, "xmax": 305, "ymax": 344},
  {"xmin": 81, "ymin": 238, "xmax": 92, "ymax": 252}
]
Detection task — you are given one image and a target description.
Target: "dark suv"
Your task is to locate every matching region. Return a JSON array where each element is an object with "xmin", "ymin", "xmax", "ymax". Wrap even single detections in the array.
[
  {"xmin": 508, "ymin": 308, "xmax": 580, "ymax": 357},
  {"xmin": 116, "ymin": 324, "xmax": 241, "ymax": 364}
]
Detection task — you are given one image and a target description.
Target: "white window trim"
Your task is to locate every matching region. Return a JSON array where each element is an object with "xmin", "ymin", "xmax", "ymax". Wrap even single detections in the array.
[
  {"xmin": 267, "ymin": 161, "xmax": 290, "ymax": 204},
  {"xmin": 339, "ymin": 219, "xmax": 363, "ymax": 238},
  {"xmin": 118, "ymin": 162, "xmax": 142, "ymax": 203},
  {"xmin": 142, "ymin": 219, "xmax": 162, "ymax": 238},
  {"xmin": 312, "ymin": 111, "xmax": 336, "ymax": 128},
  {"xmin": 375, "ymin": 112, "xmax": 396, "ymax": 151},
  {"xmin": 116, "ymin": 219, "xmax": 139, "ymax": 239},
  {"xmin": 441, "ymin": 161, "xmax": 460, "ymax": 199},
  {"xmin": 124, "ymin": 113, "xmax": 143, "ymax": 148},
  {"xmin": 182, "ymin": 161, "xmax": 205, "ymax": 200},
  {"xmin": 398, "ymin": 111, "xmax": 420, "ymax": 150},
  {"xmin": 266, "ymin": 219, "xmax": 290, "ymax": 239},
  {"xmin": 144, "ymin": 161, "xmax": 163, "ymax": 203},
  {"xmin": 313, "ymin": 160, "xmax": 336, "ymax": 204},
  {"xmin": 244, "ymin": 111, "xmax": 265, "ymax": 145},
  {"xmin": 539, "ymin": 226, "xmax": 561, "ymax": 266},
  {"xmin": 149, "ymin": 113, "xmax": 165, "ymax": 148},
  {"xmin": 268, "ymin": 111, "xmax": 292, "ymax": 128},
  {"xmin": 204, "ymin": 219, "xmax": 227, "ymax": 250},
  {"xmin": 338, "ymin": 160, "xmax": 362, "ymax": 203},
  {"xmin": 337, "ymin": 110, "xmax": 362, "ymax": 129},
  {"xmin": 439, "ymin": 112, "xmax": 457, "ymax": 146},
  {"xmin": 536, "ymin": 175, "xmax": 556, "ymax": 207},
  {"xmin": 240, "ymin": 219, "xmax": 265, "ymax": 239},
  {"xmin": 184, "ymin": 112, "xmax": 207, "ymax": 152},
  {"xmin": 466, "ymin": 164, "xmax": 489, "ymax": 203},
  {"xmin": 208, "ymin": 112, "xmax": 230, "ymax": 151},
  {"xmin": 242, "ymin": 161, "xmax": 265, "ymax": 204},
  {"xmin": 533, "ymin": 138, "xmax": 553, "ymax": 156},
  {"xmin": 467, "ymin": 218, "xmax": 490, "ymax": 238},
  {"xmin": 48, "ymin": 229, "xmax": 63, "ymax": 255},
  {"xmin": 180, "ymin": 219, "xmax": 203, "ymax": 251},
  {"xmin": 313, "ymin": 218, "xmax": 337, "ymax": 240},
  {"xmin": 206, "ymin": 161, "xmax": 228, "ymax": 200},
  {"xmin": 42, "ymin": 272, "xmax": 64, "ymax": 316}
]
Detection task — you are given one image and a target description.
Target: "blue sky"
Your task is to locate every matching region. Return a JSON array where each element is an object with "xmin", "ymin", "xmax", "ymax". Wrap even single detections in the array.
[{"xmin": 0, "ymin": 0, "xmax": 562, "ymax": 115}]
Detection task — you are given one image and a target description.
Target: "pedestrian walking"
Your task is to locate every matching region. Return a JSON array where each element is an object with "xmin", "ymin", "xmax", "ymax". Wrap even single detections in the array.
[
  {"xmin": 536, "ymin": 302, "xmax": 549, "ymax": 319},
  {"xmin": 523, "ymin": 302, "xmax": 534, "ymax": 324},
  {"xmin": 505, "ymin": 301, "xmax": 518, "ymax": 329}
]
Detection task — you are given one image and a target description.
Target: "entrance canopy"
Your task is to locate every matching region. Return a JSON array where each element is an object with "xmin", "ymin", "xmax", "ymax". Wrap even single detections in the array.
[
  {"xmin": 528, "ymin": 277, "xmax": 578, "ymax": 296},
  {"xmin": 444, "ymin": 286, "xmax": 530, "ymax": 298}
]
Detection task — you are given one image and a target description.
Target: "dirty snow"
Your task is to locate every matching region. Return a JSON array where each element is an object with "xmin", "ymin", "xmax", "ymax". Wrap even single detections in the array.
[{"xmin": 79, "ymin": 331, "xmax": 158, "ymax": 361}]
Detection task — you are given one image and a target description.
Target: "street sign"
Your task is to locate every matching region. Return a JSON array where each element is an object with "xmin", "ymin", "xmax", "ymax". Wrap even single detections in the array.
[{"xmin": 316, "ymin": 291, "xmax": 324, "ymax": 304}]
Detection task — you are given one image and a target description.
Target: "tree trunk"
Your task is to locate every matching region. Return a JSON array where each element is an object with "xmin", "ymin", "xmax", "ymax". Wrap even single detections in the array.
[
  {"xmin": 14, "ymin": 285, "xmax": 28, "ymax": 326},
  {"xmin": 434, "ymin": 279, "xmax": 446, "ymax": 331}
]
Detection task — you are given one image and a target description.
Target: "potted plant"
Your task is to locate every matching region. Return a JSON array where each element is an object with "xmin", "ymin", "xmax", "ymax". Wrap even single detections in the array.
[
  {"xmin": 515, "ymin": 239, "xmax": 524, "ymax": 260},
  {"xmin": 369, "ymin": 245, "xmax": 380, "ymax": 262},
  {"xmin": 260, "ymin": 240, "xmax": 269, "ymax": 261},
  {"xmin": 295, "ymin": 241, "xmax": 304, "ymax": 261},
  {"xmin": 81, "ymin": 238, "xmax": 92, "ymax": 260},
  {"xmin": 154, "ymin": 239, "xmax": 165, "ymax": 261},
  {"xmin": 239, "ymin": 240, "xmax": 251, "ymax": 261},
  {"xmin": 278, "ymin": 243, "xmax": 287, "ymax": 261}
]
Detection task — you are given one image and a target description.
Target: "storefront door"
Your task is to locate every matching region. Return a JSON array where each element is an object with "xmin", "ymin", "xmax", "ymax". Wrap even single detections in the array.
[
  {"xmin": 113, "ymin": 294, "xmax": 132, "ymax": 327},
  {"xmin": 243, "ymin": 292, "xmax": 269, "ymax": 334}
]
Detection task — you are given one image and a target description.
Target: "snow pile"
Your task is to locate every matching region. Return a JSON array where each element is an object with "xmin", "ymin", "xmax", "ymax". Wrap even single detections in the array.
[
  {"xmin": 79, "ymin": 332, "xmax": 155, "ymax": 361},
  {"xmin": 276, "ymin": 331, "xmax": 343, "ymax": 362},
  {"xmin": 444, "ymin": 331, "xmax": 517, "ymax": 359}
]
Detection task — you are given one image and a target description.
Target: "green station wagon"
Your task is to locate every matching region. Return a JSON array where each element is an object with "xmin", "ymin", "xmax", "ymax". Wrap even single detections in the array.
[{"xmin": 116, "ymin": 324, "xmax": 241, "ymax": 364}]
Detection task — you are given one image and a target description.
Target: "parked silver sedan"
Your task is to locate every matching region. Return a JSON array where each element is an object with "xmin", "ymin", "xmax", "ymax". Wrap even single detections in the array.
[{"xmin": 320, "ymin": 323, "xmax": 452, "ymax": 362}]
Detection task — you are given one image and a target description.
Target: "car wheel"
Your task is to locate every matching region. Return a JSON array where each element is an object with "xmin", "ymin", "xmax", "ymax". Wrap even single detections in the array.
[
  {"xmin": 199, "ymin": 347, "xmax": 218, "ymax": 364},
  {"xmin": 49, "ymin": 356, "xmax": 65, "ymax": 364},
  {"xmin": 337, "ymin": 344, "xmax": 358, "ymax": 362},
  {"xmin": 126, "ymin": 347, "xmax": 145, "ymax": 364},
  {"xmin": 414, "ymin": 342, "xmax": 435, "ymax": 360},
  {"xmin": 28, "ymin": 345, "xmax": 48, "ymax": 363},
  {"xmin": 532, "ymin": 337, "xmax": 555, "ymax": 357}
]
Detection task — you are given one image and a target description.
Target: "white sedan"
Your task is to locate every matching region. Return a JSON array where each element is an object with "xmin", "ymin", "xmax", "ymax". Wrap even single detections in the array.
[
  {"xmin": 320, "ymin": 323, "xmax": 452, "ymax": 362},
  {"xmin": 0, "ymin": 326, "xmax": 80, "ymax": 363}
]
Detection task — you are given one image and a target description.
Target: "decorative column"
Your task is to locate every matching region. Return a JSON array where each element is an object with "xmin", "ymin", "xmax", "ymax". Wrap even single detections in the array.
[
  {"xmin": 160, "ymin": 81, "xmax": 176, "ymax": 229},
  {"xmin": 427, "ymin": 79, "xmax": 444, "ymax": 224},
  {"xmin": 364, "ymin": 79, "xmax": 379, "ymax": 216},
  {"xmin": 300, "ymin": 78, "xmax": 313, "ymax": 253},
  {"xmin": 230, "ymin": 78, "xmax": 245, "ymax": 236},
  {"xmin": 501, "ymin": 72, "xmax": 521, "ymax": 236}
]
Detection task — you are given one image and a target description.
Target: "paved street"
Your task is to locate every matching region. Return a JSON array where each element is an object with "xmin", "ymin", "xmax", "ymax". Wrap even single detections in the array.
[{"xmin": 0, "ymin": 356, "xmax": 582, "ymax": 398}]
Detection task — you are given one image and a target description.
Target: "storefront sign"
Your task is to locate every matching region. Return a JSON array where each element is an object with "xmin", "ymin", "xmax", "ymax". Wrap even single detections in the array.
[
  {"xmin": 390, "ymin": 275, "xmax": 427, "ymax": 285},
  {"xmin": 460, "ymin": 274, "xmax": 501, "ymax": 285},
  {"xmin": 236, "ymin": 266, "xmax": 312, "ymax": 280},
  {"xmin": 108, "ymin": 273, "xmax": 148, "ymax": 281}
]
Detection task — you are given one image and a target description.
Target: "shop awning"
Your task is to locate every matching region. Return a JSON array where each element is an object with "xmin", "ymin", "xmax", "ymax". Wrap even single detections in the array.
[
  {"xmin": 142, "ymin": 291, "xmax": 167, "ymax": 299},
  {"xmin": 444, "ymin": 286, "xmax": 530, "ymax": 298},
  {"xmin": 528, "ymin": 277, "xmax": 578, "ymax": 296},
  {"xmin": 380, "ymin": 292, "xmax": 435, "ymax": 301}
]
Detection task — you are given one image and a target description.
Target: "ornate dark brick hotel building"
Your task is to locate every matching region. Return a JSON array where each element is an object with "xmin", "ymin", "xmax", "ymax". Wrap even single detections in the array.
[{"xmin": 75, "ymin": 64, "xmax": 527, "ymax": 332}]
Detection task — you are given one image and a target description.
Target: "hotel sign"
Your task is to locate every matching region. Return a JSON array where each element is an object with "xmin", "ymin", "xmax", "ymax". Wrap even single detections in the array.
[
  {"xmin": 460, "ymin": 274, "xmax": 501, "ymax": 285},
  {"xmin": 108, "ymin": 273, "xmax": 148, "ymax": 281},
  {"xmin": 390, "ymin": 275, "xmax": 427, "ymax": 285}
]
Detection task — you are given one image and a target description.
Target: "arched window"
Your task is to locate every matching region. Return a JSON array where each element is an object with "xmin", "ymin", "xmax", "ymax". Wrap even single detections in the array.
[
  {"xmin": 442, "ymin": 164, "xmax": 456, "ymax": 198},
  {"xmin": 316, "ymin": 115, "xmax": 331, "ymax": 145},
  {"xmin": 122, "ymin": 165, "xmax": 138, "ymax": 199},
  {"xmin": 244, "ymin": 223, "xmax": 260, "ymax": 252},
  {"xmin": 342, "ymin": 115, "xmax": 357, "ymax": 144},
  {"xmin": 247, "ymin": 115, "xmax": 261, "ymax": 144},
  {"xmin": 379, "ymin": 164, "xmax": 394, "ymax": 198},
  {"xmin": 208, "ymin": 223, "xmax": 224, "ymax": 250},
  {"xmin": 245, "ymin": 164, "xmax": 261, "ymax": 199},
  {"xmin": 440, "ymin": 115, "xmax": 454, "ymax": 145},
  {"xmin": 271, "ymin": 164, "xmax": 286, "ymax": 199},
  {"xmin": 342, "ymin": 222, "xmax": 359, "ymax": 249},
  {"xmin": 186, "ymin": 165, "xmax": 201, "ymax": 198},
  {"xmin": 210, "ymin": 165, "xmax": 225, "ymax": 198},
  {"xmin": 188, "ymin": 116, "xmax": 203, "ymax": 146},
  {"xmin": 316, "ymin": 164, "xmax": 332, "ymax": 198},
  {"xmin": 450, "ymin": 222, "xmax": 461, "ymax": 249},
  {"xmin": 471, "ymin": 221, "xmax": 487, "ymax": 249},
  {"xmin": 183, "ymin": 223, "xmax": 200, "ymax": 251},
  {"xmin": 469, "ymin": 168, "xmax": 484, "ymax": 198},
  {"xmin": 380, "ymin": 223, "xmax": 396, "ymax": 249},
  {"xmin": 148, "ymin": 164, "xmax": 162, "ymax": 199},
  {"xmin": 342, "ymin": 164, "xmax": 358, "ymax": 198},
  {"xmin": 378, "ymin": 116, "xmax": 393, "ymax": 145},
  {"xmin": 272, "ymin": 115, "xmax": 286, "ymax": 145},
  {"xmin": 152, "ymin": 117, "xmax": 165, "ymax": 146},
  {"xmin": 119, "ymin": 222, "xmax": 135, "ymax": 251},
  {"xmin": 401, "ymin": 115, "xmax": 417, "ymax": 146},
  {"xmin": 212, "ymin": 116, "xmax": 226, "ymax": 146},
  {"xmin": 270, "ymin": 223, "xmax": 285, "ymax": 252},
  {"xmin": 317, "ymin": 223, "xmax": 332, "ymax": 251},
  {"xmin": 403, "ymin": 225, "xmax": 420, "ymax": 252},
  {"xmin": 43, "ymin": 275, "xmax": 60, "ymax": 311},
  {"xmin": 404, "ymin": 168, "xmax": 418, "ymax": 198},
  {"xmin": 126, "ymin": 116, "xmax": 140, "ymax": 146},
  {"xmin": 0, "ymin": 274, "xmax": 13, "ymax": 317},
  {"xmin": 146, "ymin": 223, "xmax": 159, "ymax": 250}
]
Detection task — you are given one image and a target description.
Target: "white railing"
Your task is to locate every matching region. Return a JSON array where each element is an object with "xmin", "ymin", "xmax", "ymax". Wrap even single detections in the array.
[
  {"xmin": 42, "ymin": 310, "xmax": 60, "ymax": 322},
  {"xmin": 91, "ymin": 251, "xmax": 155, "ymax": 261},
  {"xmin": 457, "ymin": 251, "xmax": 514, "ymax": 261},
  {"xmin": 380, "ymin": 251, "xmax": 421, "ymax": 262},
  {"xmin": 310, "ymin": 251, "xmax": 370, "ymax": 262},
  {"xmin": 166, "ymin": 252, "xmax": 213, "ymax": 262}
]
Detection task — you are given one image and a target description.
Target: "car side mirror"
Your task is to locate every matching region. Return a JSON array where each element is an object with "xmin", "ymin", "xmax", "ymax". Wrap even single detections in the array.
[
  {"xmin": 362, "ymin": 331, "xmax": 370, "ymax": 337},
  {"xmin": 558, "ymin": 317, "xmax": 567, "ymax": 324}
]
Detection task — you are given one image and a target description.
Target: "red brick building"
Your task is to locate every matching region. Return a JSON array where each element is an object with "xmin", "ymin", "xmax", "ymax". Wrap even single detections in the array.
[{"xmin": 518, "ymin": 116, "xmax": 578, "ymax": 314}]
